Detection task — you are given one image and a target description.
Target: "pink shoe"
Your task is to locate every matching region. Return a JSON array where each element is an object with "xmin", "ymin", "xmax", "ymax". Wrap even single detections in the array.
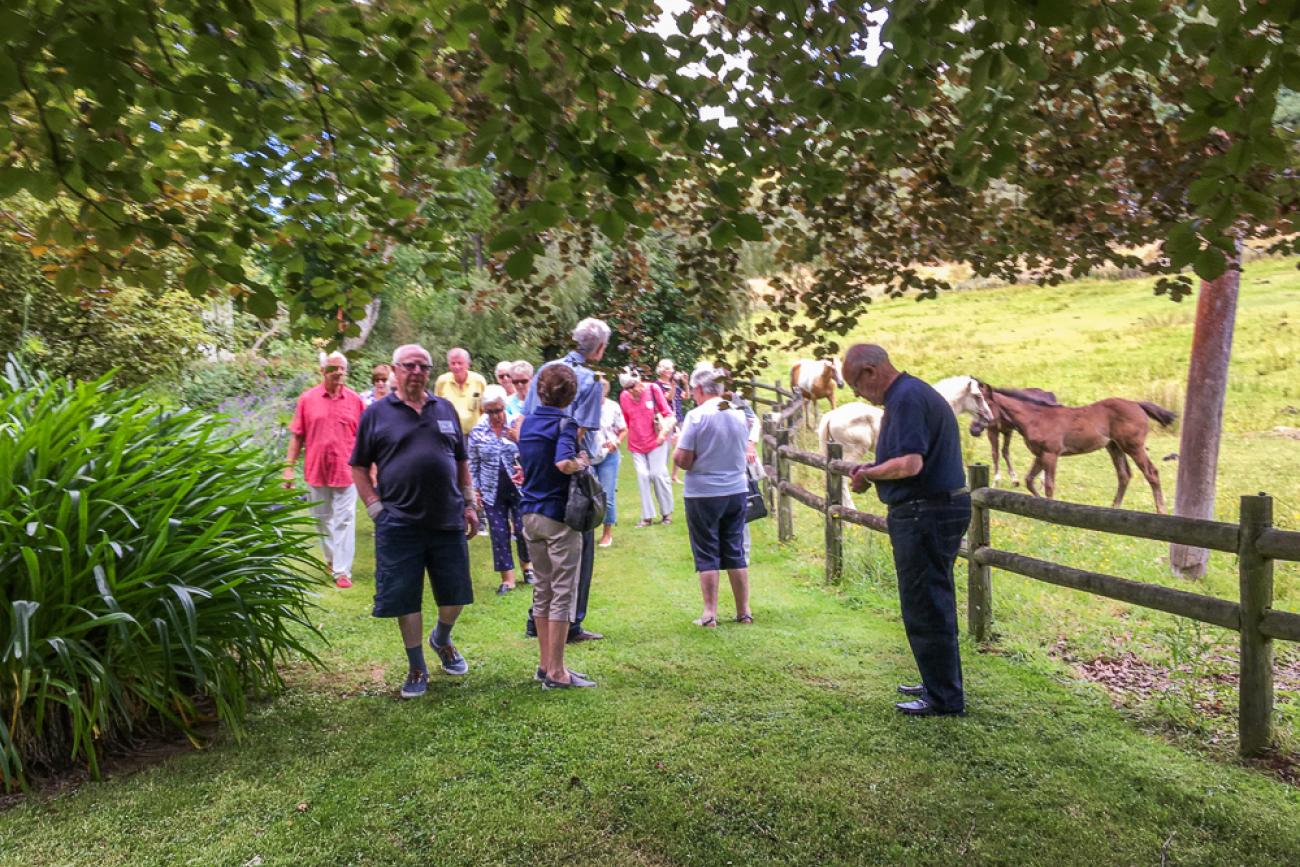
[{"xmin": 334, "ymin": 574, "xmax": 353, "ymax": 589}]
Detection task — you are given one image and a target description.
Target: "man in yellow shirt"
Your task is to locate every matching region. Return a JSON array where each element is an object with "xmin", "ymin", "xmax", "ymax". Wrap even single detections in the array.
[{"xmin": 434, "ymin": 347, "xmax": 488, "ymax": 434}]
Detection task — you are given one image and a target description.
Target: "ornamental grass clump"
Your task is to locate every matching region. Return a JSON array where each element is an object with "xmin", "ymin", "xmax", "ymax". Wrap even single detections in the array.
[{"xmin": 0, "ymin": 360, "xmax": 324, "ymax": 790}]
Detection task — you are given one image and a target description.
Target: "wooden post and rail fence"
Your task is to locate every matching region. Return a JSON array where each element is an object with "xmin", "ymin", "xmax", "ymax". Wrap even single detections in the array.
[{"xmin": 737, "ymin": 377, "xmax": 1300, "ymax": 758}]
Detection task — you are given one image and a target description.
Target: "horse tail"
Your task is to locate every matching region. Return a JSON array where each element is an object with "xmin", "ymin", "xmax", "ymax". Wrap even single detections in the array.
[{"xmin": 1138, "ymin": 401, "xmax": 1177, "ymax": 427}]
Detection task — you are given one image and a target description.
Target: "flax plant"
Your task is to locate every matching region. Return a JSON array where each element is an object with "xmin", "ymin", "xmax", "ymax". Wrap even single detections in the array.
[{"xmin": 0, "ymin": 359, "xmax": 324, "ymax": 790}]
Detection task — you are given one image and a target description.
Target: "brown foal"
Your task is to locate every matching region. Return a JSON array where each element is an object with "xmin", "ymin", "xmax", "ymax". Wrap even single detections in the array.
[
  {"xmin": 978, "ymin": 384, "xmax": 1177, "ymax": 513},
  {"xmin": 969, "ymin": 386, "xmax": 1057, "ymax": 487}
]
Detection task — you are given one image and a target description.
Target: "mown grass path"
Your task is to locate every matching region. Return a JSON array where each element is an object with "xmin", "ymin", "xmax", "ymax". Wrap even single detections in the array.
[{"xmin": 4, "ymin": 461, "xmax": 1300, "ymax": 866}]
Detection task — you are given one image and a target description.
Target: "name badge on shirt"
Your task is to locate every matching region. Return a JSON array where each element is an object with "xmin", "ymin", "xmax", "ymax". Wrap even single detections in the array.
[{"xmin": 438, "ymin": 420, "xmax": 457, "ymax": 435}]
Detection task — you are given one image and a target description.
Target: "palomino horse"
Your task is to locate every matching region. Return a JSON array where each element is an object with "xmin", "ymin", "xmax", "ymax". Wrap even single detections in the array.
[
  {"xmin": 818, "ymin": 376, "xmax": 993, "ymax": 508},
  {"xmin": 968, "ymin": 386, "xmax": 1058, "ymax": 486},
  {"xmin": 790, "ymin": 358, "xmax": 844, "ymax": 429},
  {"xmin": 979, "ymin": 384, "xmax": 1177, "ymax": 513}
]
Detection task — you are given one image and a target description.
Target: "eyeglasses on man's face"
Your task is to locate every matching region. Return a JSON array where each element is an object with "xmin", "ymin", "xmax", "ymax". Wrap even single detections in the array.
[
  {"xmin": 512, "ymin": 378, "xmax": 529, "ymax": 385},
  {"xmin": 396, "ymin": 361, "xmax": 432, "ymax": 373},
  {"xmin": 497, "ymin": 372, "xmax": 511, "ymax": 380},
  {"xmin": 484, "ymin": 407, "xmax": 505, "ymax": 415}
]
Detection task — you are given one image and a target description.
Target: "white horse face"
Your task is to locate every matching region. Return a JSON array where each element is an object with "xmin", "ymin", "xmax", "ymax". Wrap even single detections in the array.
[
  {"xmin": 962, "ymin": 379, "xmax": 994, "ymax": 425},
  {"xmin": 829, "ymin": 357, "xmax": 844, "ymax": 387}
]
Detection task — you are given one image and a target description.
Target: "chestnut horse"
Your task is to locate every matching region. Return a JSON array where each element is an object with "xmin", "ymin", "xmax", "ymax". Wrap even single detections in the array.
[
  {"xmin": 978, "ymin": 384, "xmax": 1177, "ymax": 513},
  {"xmin": 969, "ymin": 386, "xmax": 1058, "ymax": 486},
  {"xmin": 790, "ymin": 358, "xmax": 844, "ymax": 430}
]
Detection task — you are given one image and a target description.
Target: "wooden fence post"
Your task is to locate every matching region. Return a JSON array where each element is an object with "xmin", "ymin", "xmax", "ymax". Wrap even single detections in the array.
[
  {"xmin": 775, "ymin": 425, "xmax": 793, "ymax": 543},
  {"xmin": 1238, "ymin": 493, "xmax": 1275, "ymax": 757},
  {"xmin": 967, "ymin": 464, "xmax": 993, "ymax": 643},
  {"xmin": 761, "ymin": 415, "xmax": 776, "ymax": 511},
  {"xmin": 825, "ymin": 442, "xmax": 843, "ymax": 584}
]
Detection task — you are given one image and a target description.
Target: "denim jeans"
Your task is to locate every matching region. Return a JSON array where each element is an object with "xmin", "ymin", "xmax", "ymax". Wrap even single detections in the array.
[
  {"xmin": 594, "ymin": 449, "xmax": 620, "ymax": 525},
  {"xmin": 885, "ymin": 494, "xmax": 971, "ymax": 712}
]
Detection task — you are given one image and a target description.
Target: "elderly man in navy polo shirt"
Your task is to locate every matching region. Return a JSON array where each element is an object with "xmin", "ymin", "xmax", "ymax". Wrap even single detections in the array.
[
  {"xmin": 519, "ymin": 317, "xmax": 611, "ymax": 643},
  {"xmin": 351, "ymin": 343, "xmax": 481, "ymax": 700},
  {"xmin": 844, "ymin": 343, "xmax": 971, "ymax": 717}
]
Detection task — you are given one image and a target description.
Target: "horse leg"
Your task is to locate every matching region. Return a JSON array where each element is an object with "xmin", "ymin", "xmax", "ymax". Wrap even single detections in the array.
[
  {"xmin": 1039, "ymin": 452, "xmax": 1059, "ymax": 500},
  {"xmin": 1001, "ymin": 431, "xmax": 1019, "ymax": 486},
  {"xmin": 1106, "ymin": 441, "xmax": 1132, "ymax": 509},
  {"xmin": 1024, "ymin": 456, "xmax": 1045, "ymax": 498},
  {"xmin": 1126, "ymin": 443, "xmax": 1166, "ymax": 514},
  {"xmin": 987, "ymin": 428, "xmax": 1001, "ymax": 485}
]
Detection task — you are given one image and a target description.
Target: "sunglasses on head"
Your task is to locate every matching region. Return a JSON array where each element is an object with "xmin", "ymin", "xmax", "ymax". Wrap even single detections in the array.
[{"xmin": 396, "ymin": 361, "xmax": 432, "ymax": 373}]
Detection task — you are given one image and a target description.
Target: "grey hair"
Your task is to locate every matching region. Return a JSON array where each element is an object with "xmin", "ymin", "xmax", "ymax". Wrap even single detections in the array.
[
  {"xmin": 656, "ymin": 358, "xmax": 675, "ymax": 374},
  {"xmin": 391, "ymin": 344, "xmax": 432, "ymax": 365},
  {"xmin": 572, "ymin": 317, "xmax": 611, "ymax": 354},
  {"xmin": 447, "ymin": 347, "xmax": 470, "ymax": 362},
  {"xmin": 481, "ymin": 384, "xmax": 508, "ymax": 406},
  {"xmin": 495, "ymin": 360, "xmax": 513, "ymax": 376},
  {"xmin": 844, "ymin": 343, "xmax": 891, "ymax": 370},
  {"xmin": 511, "ymin": 360, "xmax": 534, "ymax": 378},
  {"xmin": 319, "ymin": 350, "xmax": 348, "ymax": 369},
  {"xmin": 690, "ymin": 366, "xmax": 725, "ymax": 395}
]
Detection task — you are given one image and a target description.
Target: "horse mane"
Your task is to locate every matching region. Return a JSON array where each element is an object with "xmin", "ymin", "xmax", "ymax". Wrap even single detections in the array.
[{"xmin": 991, "ymin": 386, "xmax": 1060, "ymax": 408}]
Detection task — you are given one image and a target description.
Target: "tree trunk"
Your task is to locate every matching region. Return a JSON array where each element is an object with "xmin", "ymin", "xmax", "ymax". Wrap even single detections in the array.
[
  {"xmin": 1169, "ymin": 245, "xmax": 1240, "ymax": 579},
  {"xmin": 341, "ymin": 295, "xmax": 382, "ymax": 353}
]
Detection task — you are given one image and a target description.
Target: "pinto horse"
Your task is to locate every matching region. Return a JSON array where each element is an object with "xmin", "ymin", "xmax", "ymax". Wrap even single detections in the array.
[
  {"xmin": 969, "ymin": 385, "xmax": 1058, "ymax": 486},
  {"xmin": 791, "ymin": 357, "xmax": 844, "ymax": 429},
  {"xmin": 979, "ymin": 384, "xmax": 1177, "ymax": 513}
]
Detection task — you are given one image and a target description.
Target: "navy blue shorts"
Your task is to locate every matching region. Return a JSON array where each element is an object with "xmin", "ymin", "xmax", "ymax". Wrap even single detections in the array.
[
  {"xmin": 372, "ymin": 515, "xmax": 474, "ymax": 617},
  {"xmin": 684, "ymin": 493, "xmax": 748, "ymax": 572}
]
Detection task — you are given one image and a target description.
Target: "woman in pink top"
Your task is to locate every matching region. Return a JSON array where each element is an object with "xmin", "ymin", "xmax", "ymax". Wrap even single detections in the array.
[{"xmin": 618, "ymin": 370, "xmax": 675, "ymax": 527}]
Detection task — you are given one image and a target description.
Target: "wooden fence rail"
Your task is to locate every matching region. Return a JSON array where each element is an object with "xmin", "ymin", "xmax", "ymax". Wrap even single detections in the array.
[{"xmin": 758, "ymin": 401, "xmax": 1300, "ymax": 758}]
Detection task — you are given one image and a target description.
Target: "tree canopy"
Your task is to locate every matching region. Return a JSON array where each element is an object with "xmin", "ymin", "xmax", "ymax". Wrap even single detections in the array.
[{"xmin": 2, "ymin": 1, "xmax": 1296, "ymax": 363}]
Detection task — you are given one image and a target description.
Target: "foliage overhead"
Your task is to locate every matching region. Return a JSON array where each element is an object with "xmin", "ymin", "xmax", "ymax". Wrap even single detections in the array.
[
  {"xmin": 2, "ymin": 1, "xmax": 1297, "ymax": 365},
  {"xmin": 0, "ymin": 359, "xmax": 323, "ymax": 790}
]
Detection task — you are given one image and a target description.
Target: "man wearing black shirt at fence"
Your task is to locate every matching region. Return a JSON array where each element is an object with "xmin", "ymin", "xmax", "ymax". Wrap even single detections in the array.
[{"xmin": 844, "ymin": 343, "xmax": 971, "ymax": 717}]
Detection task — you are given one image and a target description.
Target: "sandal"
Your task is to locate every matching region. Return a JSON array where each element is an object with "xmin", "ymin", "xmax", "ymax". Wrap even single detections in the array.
[
  {"xmin": 735, "ymin": 614, "xmax": 754, "ymax": 625},
  {"xmin": 635, "ymin": 519, "xmax": 654, "ymax": 528},
  {"xmin": 693, "ymin": 615, "xmax": 718, "ymax": 628},
  {"xmin": 660, "ymin": 515, "xmax": 673, "ymax": 525}
]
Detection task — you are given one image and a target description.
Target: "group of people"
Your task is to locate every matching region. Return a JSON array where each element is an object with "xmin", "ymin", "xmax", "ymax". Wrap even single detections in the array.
[{"xmin": 284, "ymin": 324, "xmax": 970, "ymax": 717}]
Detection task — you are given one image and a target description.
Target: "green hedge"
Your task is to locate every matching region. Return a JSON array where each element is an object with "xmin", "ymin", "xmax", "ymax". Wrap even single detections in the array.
[{"xmin": 0, "ymin": 360, "xmax": 324, "ymax": 790}]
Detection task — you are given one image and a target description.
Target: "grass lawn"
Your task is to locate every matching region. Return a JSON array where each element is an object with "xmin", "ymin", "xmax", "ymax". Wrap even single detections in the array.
[
  {"xmin": 753, "ymin": 256, "xmax": 1300, "ymax": 750},
  {"xmin": 4, "ymin": 457, "xmax": 1300, "ymax": 865}
]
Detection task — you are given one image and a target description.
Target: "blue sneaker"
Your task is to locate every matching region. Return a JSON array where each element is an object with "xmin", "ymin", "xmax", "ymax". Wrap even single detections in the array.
[
  {"xmin": 400, "ymin": 668, "xmax": 429, "ymax": 699},
  {"xmin": 429, "ymin": 633, "xmax": 469, "ymax": 676}
]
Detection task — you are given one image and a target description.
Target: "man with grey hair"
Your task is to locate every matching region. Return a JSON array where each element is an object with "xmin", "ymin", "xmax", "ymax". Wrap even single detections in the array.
[
  {"xmin": 350, "ymin": 343, "xmax": 480, "ymax": 699},
  {"xmin": 842, "ymin": 343, "xmax": 969, "ymax": 717},
  {"xmin": 435, "ymin": 347, "xmax": 488, "ymax": 434},
  {"xmin": 519, "ymin": 317, "xmax": 612, "ymax": 642},
  {"xmin": 284, "ymin": 350, "xmax": 364, "ymax": 589},
  {"xmin": 673, "ymin": 366, "xmax": 753, "ymax": 627}
]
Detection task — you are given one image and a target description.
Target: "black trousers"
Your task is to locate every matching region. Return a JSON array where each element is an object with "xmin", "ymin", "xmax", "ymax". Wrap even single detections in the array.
[
  {"xmin": 526, "ymin": 528, "xmax": 594, "ymax": 638},
  {"xmin": 885, "ymin": 495, "xmax": 971, "ymax": 712}
]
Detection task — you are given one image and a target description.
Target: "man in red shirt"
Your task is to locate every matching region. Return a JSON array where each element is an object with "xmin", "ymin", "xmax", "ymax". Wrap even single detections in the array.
[{"xmin": 284, "ymin": 351, "xmax": 365, "ymax": 588}]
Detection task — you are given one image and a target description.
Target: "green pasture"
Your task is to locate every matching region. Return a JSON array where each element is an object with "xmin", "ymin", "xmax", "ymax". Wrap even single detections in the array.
[
  {"xmin": 4, "ymin": 461, "xmax": 1300, "ymax": 866},
  {"xmin": 756, "ymin": 256, "xmax": 1300, "ymax": 750}
]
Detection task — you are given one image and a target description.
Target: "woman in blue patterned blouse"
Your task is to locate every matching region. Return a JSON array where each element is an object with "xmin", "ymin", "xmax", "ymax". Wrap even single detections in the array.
[{"xmin": 469, "ymin": 385, "xmax": 535, "ymax": 594}]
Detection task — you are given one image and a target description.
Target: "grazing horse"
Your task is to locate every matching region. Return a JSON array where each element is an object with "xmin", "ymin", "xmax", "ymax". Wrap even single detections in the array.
[
  {"xmin": 981, "ymin": 385, "xmax": 1177, "ymax": 513},
  {"xmin": 790, "ymin": 357, "xmax": 844, "ymax": 429},
  {"xmin": 969, "ymin": 384, "xmax": 1058, "ymax": 486},
  {"xmin": 817, "ymin": 402, "xmax": 883, "ymax": 509},
  {"xmin": 817, "ymin": 377, "xmax": 990, "ymax": 509}
]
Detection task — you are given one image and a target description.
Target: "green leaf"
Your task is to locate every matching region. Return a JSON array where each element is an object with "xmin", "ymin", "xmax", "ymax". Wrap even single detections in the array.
[
  {"xmin": 504, "ymin": 248, "xmax": 535, "ymax": 280},
  {"xmin": 1194, "ymin": 247, "xmax": 1228, "ymax": 281},
  {"xmin": 732, "ymin": 213, "xmax": 764, "ymax": 242},
  {"xmin": 182, "ymin": 265, "xmax": 211, "ymax": 295}
]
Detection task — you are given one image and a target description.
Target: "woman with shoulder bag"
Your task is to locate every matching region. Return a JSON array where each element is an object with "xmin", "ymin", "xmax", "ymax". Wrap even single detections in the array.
[
  {"xmin": 518, "ymin": 364, "xmax": 596, "ymax": 689},
  {"xmin": 468, "ymin": 385, "xmax": 535, "ymax": 595}
]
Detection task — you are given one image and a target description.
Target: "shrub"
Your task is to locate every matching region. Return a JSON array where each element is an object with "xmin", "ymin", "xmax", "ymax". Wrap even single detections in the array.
[{"xmin": 0, "ymin": 360, "xmax": 324, "ymax": 790}]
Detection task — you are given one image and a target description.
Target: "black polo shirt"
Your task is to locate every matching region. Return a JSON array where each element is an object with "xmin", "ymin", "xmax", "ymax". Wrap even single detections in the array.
[
  {"xmin": 873, "ymin": 372, "xmax": 965, "ymax": 507},
  {"xmin": 349, "ymin": 392, "xmax": 468, "ymax": 530}
]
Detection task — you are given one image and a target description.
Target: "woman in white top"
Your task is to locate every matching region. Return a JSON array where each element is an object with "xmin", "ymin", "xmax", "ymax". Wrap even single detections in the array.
[{"xmin": 590, "ymin": 375, "xmax": 628, "ymax": 547}]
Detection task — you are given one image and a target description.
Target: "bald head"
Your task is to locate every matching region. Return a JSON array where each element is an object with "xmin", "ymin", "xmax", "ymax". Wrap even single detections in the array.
[{"xmin": 843, "ymin": 343, "xmax": 899, "ymax": 406}]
